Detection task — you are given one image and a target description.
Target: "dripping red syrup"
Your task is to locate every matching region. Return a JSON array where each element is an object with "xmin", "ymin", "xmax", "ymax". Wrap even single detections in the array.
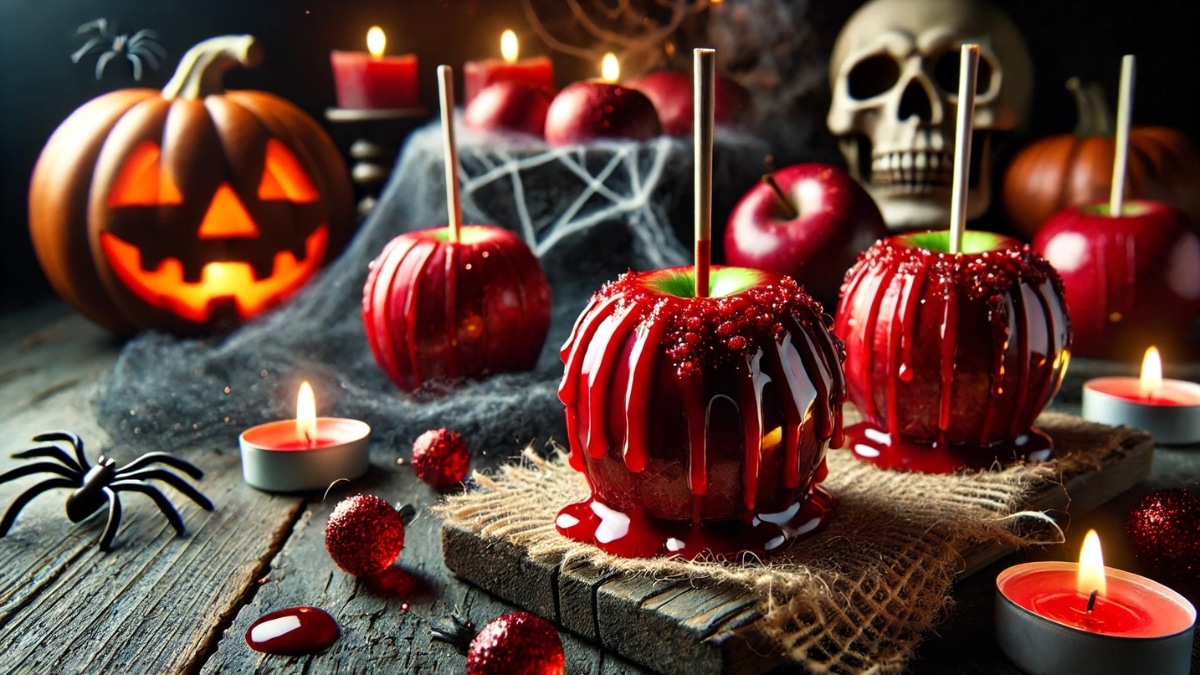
[
  {"xmin": 245, "ymin": 606, "xmax": 339, "ymax": 656},
  {"xmin": 843, "ymin": 422, "xmax": 1053, "ymax": 473},
  {"xmin": 556, "ymin": 488, "xmax": 835, "ymax": 559}
]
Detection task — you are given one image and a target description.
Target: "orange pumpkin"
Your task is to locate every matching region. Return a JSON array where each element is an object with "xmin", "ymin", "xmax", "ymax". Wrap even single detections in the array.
[
  {"xmin": 1002, "ymin": 78, "xmax": 1200, "ymax": 239},
  {"xmin": 29, "ymin": 35, "xmax": 353, "ymax": 334}
]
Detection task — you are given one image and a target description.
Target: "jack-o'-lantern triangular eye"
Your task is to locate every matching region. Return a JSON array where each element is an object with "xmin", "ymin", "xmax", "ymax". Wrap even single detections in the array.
[
  {"xmin": 257, "ymin": 139, "xmax": 319, "ymax": 203},
  {"xmin": 108, "ymin": 141, "xmax": 183, "ymax": 207}
]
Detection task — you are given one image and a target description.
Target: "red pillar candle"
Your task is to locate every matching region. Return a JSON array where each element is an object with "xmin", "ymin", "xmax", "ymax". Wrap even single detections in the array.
[
  {"xmin": 331, "ymin": 26, "xmax": 419, "ymax": 110},
  {"xmin": 463, "ymin": 30, "xmax": 554, "ymax": 105}
]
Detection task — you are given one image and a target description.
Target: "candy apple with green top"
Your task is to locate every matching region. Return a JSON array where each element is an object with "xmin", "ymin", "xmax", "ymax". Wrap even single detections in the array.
[
  {"xmin": 835, "ymin": 45, "xmax": 1071, "ymax": 473},
  {"xmin": 555, "ymin": 49, "xmax": 847, "ymax": 560},
  {"xmin": 363, "ymin": 66, "xmax": 551, "ymax": 391},
  {"xmin": 724, "ymin": 163, "xmax": 886, "ymax": 310},
  {"xmin": 835, "ymin": 229, "xmax": 1071, "ymax": 472}
]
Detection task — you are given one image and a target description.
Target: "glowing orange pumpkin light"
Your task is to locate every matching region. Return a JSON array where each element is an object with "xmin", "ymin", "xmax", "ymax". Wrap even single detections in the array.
[{"xmin": 29, "ymin": 35, "xmax": 353, "ymax": 334}]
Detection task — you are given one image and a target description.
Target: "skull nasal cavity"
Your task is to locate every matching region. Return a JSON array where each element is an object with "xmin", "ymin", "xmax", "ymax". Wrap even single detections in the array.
[
  {"xmin": 198, "ymin": 184, "xmax": 261, "ymax": 239},
  {"xmin": 898, "ymin": 81, "xmax": 933, "ymax": 121}
]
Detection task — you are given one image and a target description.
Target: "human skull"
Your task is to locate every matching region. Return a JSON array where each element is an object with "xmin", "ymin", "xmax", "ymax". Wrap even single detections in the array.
[{"xmin": 827, "ymin": 0, "xmax": 1032, "ymax": 231}]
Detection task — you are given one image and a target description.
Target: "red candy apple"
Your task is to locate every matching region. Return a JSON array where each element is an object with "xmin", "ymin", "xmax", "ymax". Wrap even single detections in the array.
[
  {"xmin": 724, "ymin": 163, "xmax": 887, "ymax": 310},
  {"xmin": 463, "ymin": 80, "xmax": 555, "ymax": 137},
  {"xmin": 556, "ymin": 266, "xmax": 846, "ymax": 558},
  {"xmin": 543, "ymin": 81, "xmax": 662, "ymax": 146},
  {"xmin": 362, "ymin": 225, "xmax": 551, "ymax": 391},
  {"xmin": 835, "ymin": 230, "xmax": 1071, "ymax": 472},
  {"xmin": 626, "ymin": 71, "xmax": 752, "ymax": 136},
  {"xmin": 1033, "ymin": 200, "xmax": 1200, "ymax": 359}
]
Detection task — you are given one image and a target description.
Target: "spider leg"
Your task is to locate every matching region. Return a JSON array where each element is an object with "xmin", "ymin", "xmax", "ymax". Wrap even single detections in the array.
[
  {"xmin": 117, "ymin": 453, "xmax": 203, "ymax": 479},
  {"xmin": 74, "ymin": 18, "xmax": 108, "ymax": 36},
  {"xmin": 12, "ymin": 446, "xmax": 81, "ymax": 473},
  {"xmin": 128, "ymin": 54, "xmax": 143, "ymax": 81},
  {"xmin": 128, "ymin": 29, "xmax": 160, "ymax": 44},
  {"xmin": 32, "ymin": 431, "xmax": 90, "ymax": 471},
  {"xmin": 98, "ymin": 488, "xmax": 122, "ymax": 552},
  {"xmin": 0, "ymin": 478, "xmax": 76, "ymax": 537},
  {"xmin": 95, "ymin": 51, "xmax": 116, "ymax": 80},
  {"xmin": 131, "ymin": 46, "xmax": 161, "ymax": 70},
  {"xmin": 114, "ymin": 470, "xmax": 214, "ymax": 511},
  {"xmin": 70, "ymin": 37, "xmax": 104, "ymax": 64},
  {"xmin": 0, "ymin": 461, "xmax": 77, "ymax": 485},
  {"xmin": 110, "ymin": 481, "xmax": 184, "ymax": 535}
]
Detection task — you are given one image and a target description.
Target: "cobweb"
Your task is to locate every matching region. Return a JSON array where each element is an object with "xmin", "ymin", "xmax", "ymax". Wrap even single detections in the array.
[{"xmin": 97, "ymin": 116, "xmax": 769, "ymax": 463}]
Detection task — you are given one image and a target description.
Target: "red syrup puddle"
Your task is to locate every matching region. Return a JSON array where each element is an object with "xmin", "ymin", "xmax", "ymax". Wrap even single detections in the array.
[
  {"xmin": 844, "ymin": 422, "xmax": 1054, "ymax": 474},
  {"xmin": 555, "ymin": 488, "xmax": 835, "ymax": 560},
  {"xmin": 245, "ymin": 606, "xmax": 339, "ymax": 656}
]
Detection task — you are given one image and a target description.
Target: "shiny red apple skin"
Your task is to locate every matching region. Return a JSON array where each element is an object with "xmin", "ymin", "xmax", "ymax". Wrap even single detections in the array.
[
  {"xmin": 626, "ymin": 71, "xmax": 752, "ymax": 137},
  {"xmin": 363, "ymin": 225, "xmax": 551, "ymax": 392},
  {"xmin": 835, "ymin": 231, "xmax": 1071, "ymax": 453},
  {"xmin": 463, "ymin": 80, "xmax": 555, "ymax": 137},
  {"xmin": 558, "ymin": 266, "xmax": 845, "ymax": 523},
  {"xmin": 1033, "ymin": 200, "xmax": 1200, "ymax": 359},
  {"xmin": 544, "ymin": 81, "xmax": 662, "ymax": 146},
  {"xmin": 724, "ymin": 163, "xmax": 887, "ymax": 310}
]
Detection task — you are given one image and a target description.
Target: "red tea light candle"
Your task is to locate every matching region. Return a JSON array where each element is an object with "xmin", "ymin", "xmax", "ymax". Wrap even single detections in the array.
[
  {"xmin": 463, "ymin": 30, "xmax": 554, "ymax": 105},
  {"xmin": 1082, "ymin": 346, "xmax": 1200, "ymax": 445},
  {"xmin": 330, "ymin": 26, "xmax": 419, "ymax": 110},
  {"xmin": 995, "ymin": 530, "xmax": 1196, "ymax": 675},
  {"xmin": 239, "ymin": 381, "xmax": 370, "ymax": 492}
]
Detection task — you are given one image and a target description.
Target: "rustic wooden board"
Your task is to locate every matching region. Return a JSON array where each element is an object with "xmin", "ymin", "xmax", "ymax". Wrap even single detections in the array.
[{"xmin": 441, "ymin": 425, "xmax": 1155, "ymax": 675}]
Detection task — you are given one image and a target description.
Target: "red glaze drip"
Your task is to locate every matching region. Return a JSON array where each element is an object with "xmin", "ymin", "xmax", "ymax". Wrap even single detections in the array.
[
  {"xmin": 245, "ymin": 606, "xmax": 339, "ymax": 656},
  {"xmin": 845, "ymin": 422, "xmax": 1053, "ymax": 473},
  {"xmin": 557, "ymin": 266, "xmax": 845, "ymax": 557},
  {"xmin": 555, "ymin": 488, "xmax": 835, "ymax": 560},
  {"xmin": 835, "ymin": 234, "xmax": 1071, "ymax": 471}
]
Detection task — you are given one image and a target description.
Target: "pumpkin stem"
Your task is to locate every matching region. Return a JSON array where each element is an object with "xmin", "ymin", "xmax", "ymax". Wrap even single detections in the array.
[
  {"xmin": 162, "ymin": 35, "xmax": 263, "ymax": 100},
  {"xmin": 1067, "ymin": 77, "xmax": 1114, "ymax": 137}
]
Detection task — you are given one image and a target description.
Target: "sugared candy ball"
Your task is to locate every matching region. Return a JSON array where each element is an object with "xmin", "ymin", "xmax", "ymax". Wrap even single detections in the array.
[
  {"xmin": 325, "ymin": 494, "xmax": 406, "ymax": 577},
  {"xmin": 467, "ymin": 612, "xmax": 564, "ymax": 675},
  {"xmin": 412, "ymin": 428, "xmax": 471, "ymax": 490},
  {"xmin": 1126, "ymin": 489, "xmax": 1200, "ymax": 599}
]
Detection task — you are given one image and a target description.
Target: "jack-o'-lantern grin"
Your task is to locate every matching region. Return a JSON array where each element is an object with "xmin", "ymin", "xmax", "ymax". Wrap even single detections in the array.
[{"xmin": 98, "ymin": 138, "xmax": 331, "ymax": 324}]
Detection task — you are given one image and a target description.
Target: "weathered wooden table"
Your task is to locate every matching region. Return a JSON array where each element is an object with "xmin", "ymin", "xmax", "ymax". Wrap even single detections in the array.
[{"xmin": 1, "ymin": 301, "xmax": 1196, "ymax": 674}]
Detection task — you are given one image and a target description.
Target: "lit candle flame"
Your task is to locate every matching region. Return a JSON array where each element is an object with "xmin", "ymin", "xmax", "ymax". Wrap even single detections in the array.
[
  {"xmin": 1140, "ymin": 346, "xmax": 1163, "ymax": 401},
  {"xmin": 1077, "ymin": 529, "xmax": 1108, "ymax": 601},
  {"xmin": 367, "ymin": 26, "xmax": 386, "ymax": 59},
  {"xmin": 601, "ymin": 52, "xmax": 620, "ymax": 83},
  {"xmin": 297, "ymin": 381, "xmax": 317, "ymax": 446},
  {"xmin": 501, "ymin": 29, "xmax": 519, "ymax": 64}
]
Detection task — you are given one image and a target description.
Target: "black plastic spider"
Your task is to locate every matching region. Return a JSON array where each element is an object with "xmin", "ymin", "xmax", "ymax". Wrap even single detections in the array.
[
  {"xmin": 0, "ymin": 431, "xmax": 214, "ymax": 552},
  {"xmin": 71, "ymin": 19, "xmax": 166, "ymax": 81}
]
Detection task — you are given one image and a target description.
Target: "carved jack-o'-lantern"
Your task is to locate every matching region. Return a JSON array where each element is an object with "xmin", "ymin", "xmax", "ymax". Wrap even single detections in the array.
[{"xmin": 29, "ymin": 35, "xmax": 353, "ymax": 334}]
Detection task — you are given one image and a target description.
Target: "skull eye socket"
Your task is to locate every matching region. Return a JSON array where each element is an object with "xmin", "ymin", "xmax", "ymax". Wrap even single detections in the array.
[
  {"xmin": 847, "ymin": 54, "xmax": 900, "ymax": 101},
  {"xmin": 933, "ymin": 50, "xmax": 995, "ymax": 96}
]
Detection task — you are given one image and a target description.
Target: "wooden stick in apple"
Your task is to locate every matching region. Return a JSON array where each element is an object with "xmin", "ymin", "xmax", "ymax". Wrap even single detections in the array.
[
  {"xmin": 694, "ymin": 48, "xmax": 715, "ymax": 298},
  {"xmin": 437, "ymin": 64, "xmax": 463, "ymax": 243},
  {"xmin": 948, "ymin": 44, "xmax": 979, "ymax": 255},
  {"xmin": 1109, "ymin": 54, "xmax": 1136, "ymax": 216}
]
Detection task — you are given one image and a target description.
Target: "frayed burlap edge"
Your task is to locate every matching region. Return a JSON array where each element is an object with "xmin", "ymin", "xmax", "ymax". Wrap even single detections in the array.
[{"xmin": 434, "ymin": 411, "xmax": 1137, "ymax": 674}]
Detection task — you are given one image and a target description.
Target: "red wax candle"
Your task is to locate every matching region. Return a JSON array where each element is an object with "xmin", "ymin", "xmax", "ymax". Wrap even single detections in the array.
[
  {"xmin": 463, "ymin": 30, "xmax": 554, "ymax": 105},
  {"xmin": 1081, "ymin": 347, "xmax": 1200, "ymax": 445},
  {"xmin": 331, "ymin": 27, "xmax": 419, "ymax": 110}
]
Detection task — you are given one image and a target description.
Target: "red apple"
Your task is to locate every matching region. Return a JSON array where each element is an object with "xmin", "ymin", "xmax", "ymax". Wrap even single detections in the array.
[
  {"xmin": 555, "ymin": 266, "xmax": 845, "ymax": 558},
  {"xmin": 835, "ymin": 230, "xmax": 1071, "ymax": 472},
  {"xmin": 626, "ymin": 71, "xmax": 752, "ymax": 137},
  {"xmin": 463, "ymin": 80, "xmax": 555, "ymax": 137},
  {"xmin": 1033, "ymin": 200, "xmax": 1200, "ymax": 359},
  {"xmin": 543, "ymin": 81, "xmax": 662, "ymax": 146},
  {"xmin": 362, "ymin": 225, "xmax": 551, "ymax": 391},
  {"xmin": 724, "ymin": 163, "xmax": 886, "ymax": 310}
]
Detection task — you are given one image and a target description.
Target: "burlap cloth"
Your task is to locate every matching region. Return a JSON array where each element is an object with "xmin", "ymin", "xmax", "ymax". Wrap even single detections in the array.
[{"xmin": 435, "ymin": 411, "xmax": 1143, "ymax": 673}]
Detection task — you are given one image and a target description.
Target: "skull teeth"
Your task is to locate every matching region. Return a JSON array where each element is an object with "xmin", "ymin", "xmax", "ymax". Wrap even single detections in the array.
[{"xmin": 869, "ymin": 151, "xmax": 954, "ymax": 191}]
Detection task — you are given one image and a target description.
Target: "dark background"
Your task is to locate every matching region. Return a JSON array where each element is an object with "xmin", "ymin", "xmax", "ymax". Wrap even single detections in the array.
[{"xmin": 2, "ymin": 0, "xmax": 1197, "ymax": 311}]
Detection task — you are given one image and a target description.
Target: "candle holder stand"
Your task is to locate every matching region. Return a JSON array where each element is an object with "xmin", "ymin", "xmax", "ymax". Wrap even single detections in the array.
[{"xmin": 324, "ymin": 107, "xmax": 431, "ymax": 219}]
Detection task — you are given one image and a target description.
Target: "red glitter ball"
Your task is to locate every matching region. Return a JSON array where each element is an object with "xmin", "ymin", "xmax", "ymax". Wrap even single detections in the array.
[
  {"xmin": 1126, "ymin": 489, "xmax": 1200, "ymax": 600},
  {"xmin": 325, "ymin": 494, "xmax": 405, "ymax": 577},
  {"xmin": 411, "ymin": 428, "xmax": 471, "ymax": 490},
  {"xmin": 467, "ymin": 612, "xmax": 564, "ymax": 675}
]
